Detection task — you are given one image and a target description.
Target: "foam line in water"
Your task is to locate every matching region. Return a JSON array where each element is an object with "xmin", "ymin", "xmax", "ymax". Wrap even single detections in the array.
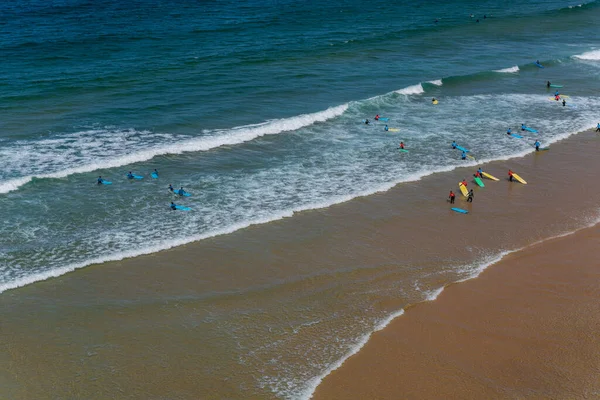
[
  {"xmin": 427, "ymin": 79, "xmax": 443, "ymax": 86},
  {"xmin": 0, "ymin": 104, "xmax": 348, "ymax": 194},
  {"xmin": 573, "ymin": 49, "xmax": 600, "ymax": 60},
  {"xmin": 494, "ymin": 66, "xmax": 520, "ymax": 73},
  {"xmin": 394, "ymin": 83, "xmax": 425, "ymax": 95}
]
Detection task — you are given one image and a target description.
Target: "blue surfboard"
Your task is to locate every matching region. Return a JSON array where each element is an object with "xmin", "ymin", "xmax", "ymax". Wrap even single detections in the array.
[
  {"xmin": 534, "ymin": 62, "xmax": 544, "ymax": 68},
  {"xmin": 377, "ymin": 117, "xmax": 389, "ymax": 122},
  {"xmin": 455, "ymin": 145, "xmax": 470, "ymax": 153},
  {"xmin": 451, "ymin": 207, "xmax": 469, "ymax": 214},
  {"xmin": 174, "ymin": 205, "xmax": 191, "ymax": 211},
  {"xmin": 101, "ymin": 180, "xmax": 112, "ymax": 185},
  {"xmin": 127, "ymin": 174, "xmax": 143, "ymax": 180},
  {"xmin": 510, "ymin": 133, "xmax": 523, "ymax": 139},
  {"xmin": 524, "ymin": 126, "xmax": 538, "ymax": 133},
  {"xmin": 174, "ymin": 189, "xmax": 191, "ymax": 197},
  {"xmin": 151, "ymin": 172, "xmax": 159, "ymax": 179}
]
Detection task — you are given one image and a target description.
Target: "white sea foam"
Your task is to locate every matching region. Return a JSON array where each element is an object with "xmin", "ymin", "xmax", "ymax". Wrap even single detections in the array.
[
  {"xmin": 427, "ymin": 79, "xmax": 443, "ymax": 86},
  {"xmin": 573, "ymin": 49, "xmax": 600, "ymax": 60},
  {"xmin": 0, "ymin": 104, "xmax": 348, "ymax": 194},
  {"xmin": 395, "ymin": 83, "xmax": 424, "ymax": 95},
  {"xmin": 494, "ymin": 65, "xmax": 519, "ymax": 73}
]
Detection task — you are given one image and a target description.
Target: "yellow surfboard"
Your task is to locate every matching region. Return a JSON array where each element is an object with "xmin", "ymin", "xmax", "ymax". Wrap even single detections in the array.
[
  {"xmin": 512, "ymin": 172, "xmax": 527, "ymax": 184},
  {"xmin": 458, "ymin": 182, "xmax": 469, "ymax": 197},
  {"xmin": 432, "ymin": 100, "xmax": 439, "ymax": 105},
  {"xmin": 388, "ymin": 128, "xmax": 400, "ymax": 132},
  {"xmin": 481, "ymin": 172, "xmax": 499, "ymax": 181}
]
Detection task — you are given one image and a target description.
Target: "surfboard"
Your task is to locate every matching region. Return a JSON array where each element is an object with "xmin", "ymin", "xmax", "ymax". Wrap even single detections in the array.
[
  {"xmin": 388, "ymin": 128, "xmax": 400, "ymax": 132},
  {"xmin": 510, "ymin": 133, "xmax": 523, "ymax": 139},
  {"xmin": 534, "ymin": 62, "xmax": 544, "ymax": 68},
  {"xmin": 455, "ymin": 145, "xmax": 469, "ymax": 152},
  {"xmin": 174, "ymin": 189, "xmax": 192, "ymax": 197},
  {"xmin": 398, "ymin": 148, "xmax": 409, "ymax": 152},
  {"xmin": 523, "ymin": 127, "xmax": 538, "ymax": 133},
  {"xmin": 481, "ymin": 172, "xmax": 499, "ymax": 181},
  {"xmin": 432, "ymin": 100, "xmax": 438, "ymax": 105},
  {"xmin": 467, "ymin": 154, "xmax": 475, "ymax": 160},
  {"xmin": 549, "ymin": 84, "xmax": 563, "ymax": 88},
  {"xmin": 474, "ymin": 177, "xmax": 485, "ymax": 187},
  {"xmin": 174, "ymin": 205, "xmax": 191, "ymax": 211},
  {"xmin": 377, "ymin": 117, "xmax": 389, "ymax": 122},
  {"xmin": 540, "ymin": 147, "xmax": 550, "ymax": 151},
  {"xmin": 151, "ymin": 172, "xmax": 159, "ymax": 179},
  {"xmin": 451, "ymin": 207, "xmax": 468, "ymax": 214},
  {"xmin": 511, "ymin": 173, "xmax": 527, "ymax": 184},
  {"xmin": 101, "ymin": 181, "xmax": 112, "ymax": 185},
  {"xmin": 458, "ymin": 182, "xmax": 469, "ymax": 197},
  {"xmin": 127, "ymin": 174, "xmax": 143, "ymax": 180}
]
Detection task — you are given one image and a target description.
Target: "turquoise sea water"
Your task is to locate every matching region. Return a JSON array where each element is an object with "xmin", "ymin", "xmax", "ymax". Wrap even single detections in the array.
[{"xmin": 2, "ymin": 0, "xmax": 600, "ymax": 289}]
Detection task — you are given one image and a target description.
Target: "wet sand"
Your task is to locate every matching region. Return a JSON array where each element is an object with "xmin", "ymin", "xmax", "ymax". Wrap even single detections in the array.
[
  {"xmin": 312, "ymin": 223, "xmax": 600, "ymax": 400},
  {"xmin": 2, "ymin": 130, "xmax": 600, "ymax": 399}
]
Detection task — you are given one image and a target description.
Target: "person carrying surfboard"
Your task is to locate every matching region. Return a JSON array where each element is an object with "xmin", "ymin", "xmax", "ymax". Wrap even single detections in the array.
[
  {"xmin": 508, "ymin": 169, "xmax": 514, "ymax": 182},
  {"xmin": 449, "ymin": 190, "xmax": 455, "ymax": 204},
  {"xmin": 534, "ymin": 140, "xmax": 541, "ymax": 151}
]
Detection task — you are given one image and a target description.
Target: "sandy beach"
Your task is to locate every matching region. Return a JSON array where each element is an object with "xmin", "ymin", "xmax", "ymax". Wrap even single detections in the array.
[
  {"xmin": 2, "ymin": 130, "xmax": 600, "ymax": 399},
  {"xmin": 313, "ymin": 222, "xmax": 600, "ymax": 399}
]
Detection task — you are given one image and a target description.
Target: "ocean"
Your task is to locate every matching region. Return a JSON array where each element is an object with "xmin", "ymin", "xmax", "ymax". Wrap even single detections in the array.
[{"xmin": 1, "ymin": 0, "xmax": 600, "ymax": 398}]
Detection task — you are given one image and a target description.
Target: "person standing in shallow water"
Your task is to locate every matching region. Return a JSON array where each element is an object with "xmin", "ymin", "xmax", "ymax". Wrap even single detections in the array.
[{"xmin": 467, "ymin": 189, "xmax": 474, "ymax": 203}]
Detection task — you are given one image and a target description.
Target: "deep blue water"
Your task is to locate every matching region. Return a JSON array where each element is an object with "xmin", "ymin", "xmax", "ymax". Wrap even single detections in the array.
[{"xmin": 2, "ymin": 0, "xmax": 600, "ymax": 290}]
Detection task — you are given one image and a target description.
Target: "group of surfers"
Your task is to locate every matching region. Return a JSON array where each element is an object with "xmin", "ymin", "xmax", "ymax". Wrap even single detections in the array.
[
  {"xmin": 95, "ymin": 169, "xmax": 191, "ymax": 210},
  {"xmin": 448, "ymin": 167, "xmax": 519, "ymax": 205}
]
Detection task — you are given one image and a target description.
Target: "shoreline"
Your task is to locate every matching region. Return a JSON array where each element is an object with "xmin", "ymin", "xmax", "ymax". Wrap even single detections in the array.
[
  {"xmin": 0, "ymin": 125, "xmax": 594, "ymax": 296},
  {"xmin": 312, "ymin": 222, "xmax": 600, "ymax": 399},
  {"xmin": 2, "ymin": 129, "xmax": 600, "ymax": 399}
]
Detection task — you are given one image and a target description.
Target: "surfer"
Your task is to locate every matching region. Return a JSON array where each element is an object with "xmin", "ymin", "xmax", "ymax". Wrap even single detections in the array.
[
  {"xmin": 562, "ymin": 99, "xmax": 566, "ymax": 107},
  {"xmin": 508, "ymin": 169, "xmax": 514, "ymax": 182},
  {"xmin": 477, "ymin": 167, "xmax": 483, "ymax": 176},
  {"xmin": 365, "ymin": 119, "xmax": 370, "ymax": 125},
  {"xmin": 521, "ymin": 124, "xmax": 526, "ymax": 131},
  {"xmin": 127, "ymin": 171, "xmax": 134, "ymax": 179},
  {"xmin": 449, "ymin": 190, "xmax": 455, "ymax": 204},
  {"xmin": 97, "ymin": 176, "xmax": 103, "ymax": 185},
  {"xmin": 474, "ymin": 169, "xmax": 482, "ymax": 179},
  {"xmin": 461, "ymin": 178, "xmax": 468, "ymax": 188},
  {"xmin": 546, "ymin": 81, "xmax": 551, "ymax": 88},
  {"xmin": 467, "ymin": 189, "xmax": 474, "ymax": 203},
  {"xmin": 168, "ymin": 184, "xmax": 174, "ymax": 192},
  {"xmin": 451, "ymin": 141, "xmax": 457, "ymax": 149},
  {"xmin": 178, "ymin": 187, "xmax": 186, "ymax": 196},
  {"xmin": 375, "ymin": 114, "xmax": 380, "ymax": 121},
  {"xmin": 554, "ymin": 90, "xmax": 560, "ymax": 96},
  {"xmin": 153, "ymin": 168, "xmax": 159, "ymax": 176},
  {"xmin": 170, "ymin": 202, "xmax": 177, "ymax": 211},
  {"xmin": 384, "ymin": 125, "xmax": 389, "ymax": 132},
  {"xmin": 461, "ymin": 151, "xmax": 467, "ymax": 160},
  {"xmin": 534, "ymin": 140, "xmax": 541, "ymax": 152},
  {"xmin": 399, "ymin": 141, "xmax": 405, "ymax": 150},
  {"xmin": 432, "ymin": 97, "xmax": 437, "ymax": 104},
  {"xmin": 507, "ymin": 128, "xmax": 512, "ymax": 135},
  {"xmin": 596, "ymin": 123, "xmax": 600, "ymax": 132}
]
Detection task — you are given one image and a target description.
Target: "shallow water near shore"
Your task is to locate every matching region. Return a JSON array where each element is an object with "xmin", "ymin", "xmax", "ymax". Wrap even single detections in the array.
[{"xmin": 2, "ymin": 0, "xmax": 600, "ymax": 398}]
